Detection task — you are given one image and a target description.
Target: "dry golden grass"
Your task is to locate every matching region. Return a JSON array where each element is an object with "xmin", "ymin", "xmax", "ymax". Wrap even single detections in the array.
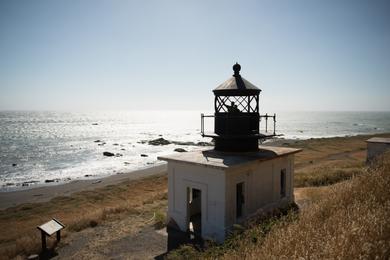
[
  {"xmin": 0, "ymin": 175, "xmax": 168, "ymax": 260},
  {"xmin": 176, "ymin": 153, "xmax": 389, "ymax": 259},
  {"xmin": 294, "ymin": 162, "xmax": 365, "ymax": 187},
  {"xmin": 291, "ymin": 133, "xmax": 390, "ymax": 187}
]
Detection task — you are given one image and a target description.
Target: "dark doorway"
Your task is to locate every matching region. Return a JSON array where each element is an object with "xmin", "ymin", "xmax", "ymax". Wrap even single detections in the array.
[
  {"xmin": 188, "ymin": 188, "xmax": 202, "ymax": 238},
  {"xmin": 236, "ymin": 182, "xmax": 245, "ymax": 219},
  {"xmin": 280, "ymin": 169, "xmax": 286, "ymax": 198},
  {"xmin": 165, "ymin": 188, "xmax": 203, "ymax": 254}
]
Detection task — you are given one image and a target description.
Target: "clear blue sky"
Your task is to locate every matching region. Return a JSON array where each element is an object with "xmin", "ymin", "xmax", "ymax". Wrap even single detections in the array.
[{"xmin": 0, "ymin": 0, "xmax": 389, "ymax": 111}]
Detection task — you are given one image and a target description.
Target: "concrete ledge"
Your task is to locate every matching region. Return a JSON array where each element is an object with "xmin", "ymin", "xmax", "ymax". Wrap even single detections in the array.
[{"xmin": 158, "ymin": 146, "xmax": 302, "ymax": 170}]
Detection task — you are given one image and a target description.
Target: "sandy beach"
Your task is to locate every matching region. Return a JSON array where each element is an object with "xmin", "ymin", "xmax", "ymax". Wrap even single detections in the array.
[{"xmin": 0, "ymin": 164, "xmax": 167, "ymax": 210}]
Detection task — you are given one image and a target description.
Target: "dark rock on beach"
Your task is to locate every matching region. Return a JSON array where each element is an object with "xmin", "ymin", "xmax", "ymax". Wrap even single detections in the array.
[
  {"xmin": 140, "ymin": 154, "xmax": 148, "ymax": 157},
  {"xmin": 171, "ymin": 141, "xmax": 196, "ymax": 146},
  {"xmin": 94, "ymin": 140, "xmax": 102, "ymax": 143},
  {"xmin": 148, "ymin": 138, "xmax": 171, "ymax": 146},
  {"xmin": 22, "ymin": 180, "xmax": 39, "ymax": 187},
  {"xmin": 103, "ymin": 151, "xmax": 115, "ymax": 157},
  {"xmin": 92, "ymin": 123, "xmax": 98, "ymax": 125},
  {"xmin": 174, "ymin": 148, "xmax": 187, "ymax": 152},
  {"xmin": 115, "ymin": 153, "xmax": 123, "ymax": 157},
  {"xmin": 140, "ymin": 137, "xmax": 213, "ymax": 147},
  {"xmin": 12, "ymin": 163, "xmax": 17, "ymax": 167},
  {"xmin": 45, "ymin": 179, "xmax": 60, "ymax": 183},
  {"xmin": 196, "ymin": 141, "xmax": 213, "ymax": 146}
]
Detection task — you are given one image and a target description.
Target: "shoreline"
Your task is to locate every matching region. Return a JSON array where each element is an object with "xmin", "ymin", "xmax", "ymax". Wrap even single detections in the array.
[
  {"xmin": 0, "ymin": 164, "xmax": 167, "ymax": 210},
  {"xmin": 1, "ymin": 131, "xmax": 387, "ymax": 191},
  {"xmin": 1, "ymin": 133, "xmax": 388, "ymax": 210}
]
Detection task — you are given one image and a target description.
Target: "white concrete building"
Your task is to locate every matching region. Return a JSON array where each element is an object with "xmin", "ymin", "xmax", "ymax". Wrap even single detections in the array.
[
  {"xmin": 158, "ymin": 146, "xmax": 301, "ymax": 243},
  {"xmin": 366, "ymin": 137, "xmax": 390, "ymax": 163}
]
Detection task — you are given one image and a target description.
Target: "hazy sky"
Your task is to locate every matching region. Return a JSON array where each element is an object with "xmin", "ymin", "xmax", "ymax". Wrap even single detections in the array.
[{"xmin": 0, "ymin": 0, "xmax": 389, "ymax": 111}]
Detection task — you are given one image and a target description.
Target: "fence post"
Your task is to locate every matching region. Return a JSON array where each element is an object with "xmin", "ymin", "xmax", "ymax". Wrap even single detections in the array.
[
  {"xmin": 265, "ymin": 113, "xmax": 268, "ymax": 133},
  {"xmin": 41, "ymin": 230, "xmax": 46, "ymax": 251},
  {"xmin": 200, "ymin": 114, "xmax": 204, "ymax": 135},
  {"xmin": 273, "ymin": 113, "xmax": 276, "ymax": 135}
]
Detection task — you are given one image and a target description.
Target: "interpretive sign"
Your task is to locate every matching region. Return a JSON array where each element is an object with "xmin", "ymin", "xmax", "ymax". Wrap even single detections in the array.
[
  {"xmin": 38, "ymin": 219, "xmax": 64, "ymax": 236},
  {"xmin": 37, "ymin": 218, "xmax": 65, "ymax": 251}
]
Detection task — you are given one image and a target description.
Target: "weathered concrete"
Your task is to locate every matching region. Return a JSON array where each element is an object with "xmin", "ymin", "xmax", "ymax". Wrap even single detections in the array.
[
  {"xmin": 159, "ymin": 146, "xmax": 301, "ymax": 169},
  {"xmin": 158, "ymin": 146, "xmax": 301, "ymax": 243}
]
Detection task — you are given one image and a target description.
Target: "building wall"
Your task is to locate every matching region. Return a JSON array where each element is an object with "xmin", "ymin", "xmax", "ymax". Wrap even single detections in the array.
[
  {"xmin": 167, "ymin": 162, "xmax": 227, "ymax": 242},
  {"xmin": 225, "ymin": 155, "xmax": 295, "ymax": 228},
  {"xmin": 367, "ymin": 142, "xmax": 390, "ymax": 163}
]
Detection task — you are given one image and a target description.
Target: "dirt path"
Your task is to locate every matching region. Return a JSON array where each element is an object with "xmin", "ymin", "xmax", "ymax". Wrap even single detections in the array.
[{"xmin": 55, "ymin": 202, "xmax": 167, "ymax": 259}]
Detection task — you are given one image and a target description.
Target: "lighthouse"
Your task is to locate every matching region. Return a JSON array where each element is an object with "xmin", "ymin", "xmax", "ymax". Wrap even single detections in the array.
[{"xmin": 158, "ymin": 64, "xmax": 301, "ymax": 245}]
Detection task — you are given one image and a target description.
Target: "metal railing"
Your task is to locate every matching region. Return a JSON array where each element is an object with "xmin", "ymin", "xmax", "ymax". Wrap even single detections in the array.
[
  {"xmin": 200, "ymin": 113, "xmax": 277, "ymax": 136},
  {"xmin": 200, "ymin": 113, "xmax": 214, "ymax": 136},
  {"xmin": 260, "ymin": 113, "xmax": 276, "ymax": 135}
]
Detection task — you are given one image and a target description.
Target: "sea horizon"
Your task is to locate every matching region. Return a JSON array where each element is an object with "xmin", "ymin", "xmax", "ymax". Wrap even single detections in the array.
[{"xmin": 1, "ymin": 110, "xmax": 390, "ymax": 192}]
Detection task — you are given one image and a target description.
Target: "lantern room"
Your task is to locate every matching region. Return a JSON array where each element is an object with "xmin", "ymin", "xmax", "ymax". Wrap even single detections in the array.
[{"xmin": 201, "ymin": 63, "xmax": 277, "ymax": 152}]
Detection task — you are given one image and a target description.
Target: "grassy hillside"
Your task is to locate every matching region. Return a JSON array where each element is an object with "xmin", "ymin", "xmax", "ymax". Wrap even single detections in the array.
[
  {"xmin": 1, "ymin": 134, "xmax": 389, "ymax": 259},
  {"xmin": 168, "ymin": 153, "xmax": 390, "ymax": 259}
]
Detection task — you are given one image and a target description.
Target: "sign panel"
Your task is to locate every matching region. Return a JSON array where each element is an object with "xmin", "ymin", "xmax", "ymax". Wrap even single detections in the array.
[{"xmin": 38, "ymin": 219, "xmax": 64, "ymax": 236}]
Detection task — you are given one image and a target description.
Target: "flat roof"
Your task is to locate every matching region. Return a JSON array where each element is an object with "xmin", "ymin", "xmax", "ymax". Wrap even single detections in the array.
[
  {"xmin": 366, "ymin": 137, "xmax": 390, "ymax": 144},
  {"xmin": 158, "ymin": 146, "xmax": 302, "ymax": 170}
]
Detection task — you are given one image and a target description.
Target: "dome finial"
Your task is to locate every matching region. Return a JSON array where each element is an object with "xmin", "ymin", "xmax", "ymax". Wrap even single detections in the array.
[{"xmin": 233, "ymin": 62, "xmax": 241, "ymax": 76}]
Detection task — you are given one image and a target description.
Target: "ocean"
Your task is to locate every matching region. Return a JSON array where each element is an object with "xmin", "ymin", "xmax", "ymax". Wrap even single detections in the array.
[{"xmin": 1, "ymin": 110, "xmax": 389, "ymax": 191}]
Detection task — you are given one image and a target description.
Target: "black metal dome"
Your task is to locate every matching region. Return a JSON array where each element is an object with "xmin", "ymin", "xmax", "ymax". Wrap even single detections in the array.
[{"xmin": 213, "ymin": 64, "xmax": 261, "ymax": 96}]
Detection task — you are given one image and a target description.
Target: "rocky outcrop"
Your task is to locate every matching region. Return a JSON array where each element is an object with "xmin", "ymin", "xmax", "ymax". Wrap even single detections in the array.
[
  {"xmin": 148, "ymin": 138, "xmax": 171, "ymax": 146},
  {"xmin": 139, "ymin": 137, "xmax": 213, "ymax": 147}
]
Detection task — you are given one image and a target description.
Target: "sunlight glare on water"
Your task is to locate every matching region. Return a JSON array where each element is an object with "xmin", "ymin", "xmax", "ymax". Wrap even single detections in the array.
[{"xmin": 0, "ymin": 110, "xmax": 389, "ymax": 191}]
